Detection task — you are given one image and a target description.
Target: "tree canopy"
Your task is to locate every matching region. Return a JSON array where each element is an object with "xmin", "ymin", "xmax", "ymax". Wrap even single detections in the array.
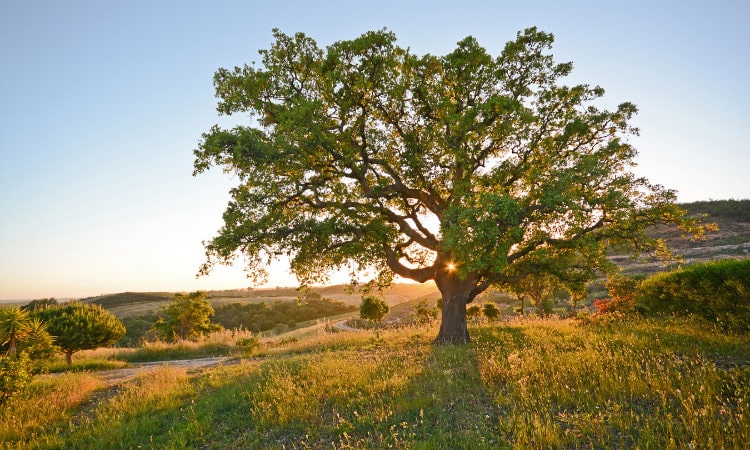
[
  {"xmin": 194, "ymin": 28, "xmax": 700, "ymax": 343},
  {"xmin": 33, "ymin": 302, "xmax": 125, "ymax": 365}
]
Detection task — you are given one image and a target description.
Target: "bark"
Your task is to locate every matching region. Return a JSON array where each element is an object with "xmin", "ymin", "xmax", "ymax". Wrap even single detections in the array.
[
  {"xmin": 65, "ymin": 351, "xmax": 73, "ymax": 366},
  {"xmin": 434, "ymin": 261, "xmax": 479, "ymax": 345}
]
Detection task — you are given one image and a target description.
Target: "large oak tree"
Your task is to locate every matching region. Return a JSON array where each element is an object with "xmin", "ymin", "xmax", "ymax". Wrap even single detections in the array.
[{"xmin": 194, "ymin": 28, "xmax": 698, "ymax": 343}]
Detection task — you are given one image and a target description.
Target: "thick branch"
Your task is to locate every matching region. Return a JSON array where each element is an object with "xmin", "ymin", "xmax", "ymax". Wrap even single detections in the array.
[{"xmin": 384, "ymin": 245, "xmax": 434, "ymax": 283}]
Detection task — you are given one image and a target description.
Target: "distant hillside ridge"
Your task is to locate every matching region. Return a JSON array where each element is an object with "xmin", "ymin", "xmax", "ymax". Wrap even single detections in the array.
[
  {"xmin": 79, "ymin": 283, "xmax": 439, "ymax": 318},
  {"xmin": 83, "ymin": 292, "xmax": 173, "ymax": 309},
  {"xmin": 611, "ymin": 199, "xmax": 750, "ymax": 276},
  {"xmin": 681, "ymin": 199, "xmax": 750, "ymax": 222}
]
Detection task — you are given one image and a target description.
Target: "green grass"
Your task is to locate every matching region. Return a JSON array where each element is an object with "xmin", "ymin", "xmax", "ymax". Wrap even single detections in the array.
[
  {"xmin": 4, "ymin": 317, "xmax": 748, "ymax": 449},
  {"xmin": 47, "ymin": 358, "xmax": 128, "ymax": 373}
]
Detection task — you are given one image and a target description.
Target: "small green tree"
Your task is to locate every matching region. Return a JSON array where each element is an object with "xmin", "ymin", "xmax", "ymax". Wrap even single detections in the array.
[
  {"xmin": 33, "ymin": 302, "xmax": 125, "ymax": 365},
  {"xmin": 152, "ymin": 291, "xmax": 221, "ymax": 341},
  {"xmin": 21, "ymin": 317, "xmax": 57, "ymax": 372},
  {"xmin": 359, "ymin": 296, "xmax": 389, "ymax": 323},
  {"xmin": 0, "ymin": 307, "xmax": 32, "ymax": 356},
  {"xmin": 412, "ymin": 299, "xmax": 439, "ymax": 324},
  {"xmin": 482, "ymin": 302, "xmax": 501, "ymax": 321}
]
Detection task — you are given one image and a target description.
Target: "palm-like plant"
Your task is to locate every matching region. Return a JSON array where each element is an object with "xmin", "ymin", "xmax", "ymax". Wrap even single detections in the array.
[{"xmin": 0, "ymin": 306, "xmax": 32, "ymax": 356}]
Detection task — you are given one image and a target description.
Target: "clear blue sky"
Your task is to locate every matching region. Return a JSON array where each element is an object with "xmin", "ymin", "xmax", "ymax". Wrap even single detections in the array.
[{"xmin": 1, "ymin": 0, "xmax": 748, "ymax": 300}]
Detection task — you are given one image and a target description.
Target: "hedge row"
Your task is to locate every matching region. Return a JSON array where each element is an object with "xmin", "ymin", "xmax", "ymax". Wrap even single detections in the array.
[{"xmin": 637, "ymin": 259, "xmax": 750, "ymax": 332}]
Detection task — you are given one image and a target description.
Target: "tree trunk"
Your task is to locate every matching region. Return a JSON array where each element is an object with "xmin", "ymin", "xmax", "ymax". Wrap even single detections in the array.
[
  {"xmin": 65, "ymin": 351, "xmax": 73, "ymax": 366},
  {"xmin": 434, "ymin": 261, "xmax": 478, "ymax": 345}
]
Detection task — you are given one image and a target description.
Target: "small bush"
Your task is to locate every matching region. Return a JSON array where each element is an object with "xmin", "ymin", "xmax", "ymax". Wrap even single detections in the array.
[
  {"xmin": 466, "ymin": 305, "xmax": 482, "ymax": 320},
  {"xmin": 482, "ymin": 302, "xmax": 501, "ymax": 321},
  {"xmin": 594, "ymin": 275, "xmax": 640, "ymax": 315},
  {"xmin": 0, "ymin": 353, "xmax": 32, "ymax": 402},
  {"xmin": 638, "ymin": 259, "xmax": 750, "ymax": 332}
]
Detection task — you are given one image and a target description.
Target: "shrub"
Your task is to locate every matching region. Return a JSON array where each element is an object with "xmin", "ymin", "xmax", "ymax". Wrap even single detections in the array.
[
  {"xmin": 595, "ymin": 275, "xmax": 640, "ymax": 315},
  {"xmin": 466, "ymin": 305, "xmax": 482, "ymax": 320},
  {"xmin": 482, "ymin": 302, "xmax": 501, "ymax": 321},
  {"xmin": 638, "ymin": 259, "xmax": 750, "ymax": 332},
  {"xmin": 0, "ymin": 306, "xmax": 31, "ymax": 356},
  {"xmin": 0, "ymin": 353, "xmax": 32, "ymax": 403}
]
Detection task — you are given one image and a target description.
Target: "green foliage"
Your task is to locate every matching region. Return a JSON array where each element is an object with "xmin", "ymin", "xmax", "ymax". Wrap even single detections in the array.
[
  {"xmin": 466, "ymin": 305, "xmax": 482, "ymax": 319},
  {"xmin": 0, "ymin": 353, "xmax": 32, "ymax": 402},
  {"xmin": 638, "ymin": 259, "xmax": 750, "ymax": 331},
  {"xmin": 482, "ymin": 302, "xmax": 501, "ymax": 320},
  {"xmin": 118, "ymin": 314, "xmax": 159, "ymax": 347},
  {"xmin": 0, "ymin": 306, "xmax": 31, "ymax": 356},
  {"xmin": 213, "ymin": 296, "xmax": 355, "ymax": 332},
  {"xmin": 194, "ymin": 27, "xmax": 702, "ymax": 343},
  {"xmin": 152, "ymin": 291, "xmax": 221, "ymax": 342},
  {"xmin": 84, "ymin": 292, "xmax": 172, "ymax": 310},
  {"xmin": 412, "ymin": 299, "xmax": 439, "ymax": 324},
  {"xmin": 359, "ymin": 296, "xmax": 389, "ymax": 323},
  {"xmin": 504, "ymin": 271, "xmax": 561, "ymax": 317},
  {"xmin": 0, "ymin": 308, "xmax": 57, "ymax": 374},
  {"xmin": 595, "ymin": 274, "xmax": 640, "ymax": 315},
  {"xmin": 20, "ymin": 317, "xmax": 57, "ymax": 372},
  {"xmin": 33, "ymin": 302, "xmax": 126, "ymax": 365}
]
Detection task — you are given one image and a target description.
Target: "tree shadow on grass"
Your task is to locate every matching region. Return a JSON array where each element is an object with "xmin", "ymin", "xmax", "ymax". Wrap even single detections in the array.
[{"xmin": 127, "ymin": 328, "xmax": 535, "ymax": 449}]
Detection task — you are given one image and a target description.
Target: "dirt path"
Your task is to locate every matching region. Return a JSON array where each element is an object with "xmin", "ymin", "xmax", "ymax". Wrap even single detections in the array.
[
  {"xmin": 333, "ymin": 320, "xmax": 362, "ymax": 332},
  {"xmin": 93, "ymin": 356, "xmax": 231, "ymax": 386}
]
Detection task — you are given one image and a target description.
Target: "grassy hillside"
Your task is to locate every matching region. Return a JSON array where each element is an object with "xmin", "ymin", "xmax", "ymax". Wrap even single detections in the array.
[
  {"xmin": 3, "ymin": 318, "xmax": 748, "ymax": 448},
  {"xmin": 611, "ymin": 199, "xmax": 750, "ymax": 276}
]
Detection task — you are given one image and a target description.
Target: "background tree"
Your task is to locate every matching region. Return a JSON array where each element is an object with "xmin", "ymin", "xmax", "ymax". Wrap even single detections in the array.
[
  {"xmin": 33, "ymin": 303, "xmax": 125, "ymax": 365},
  {"xmin": 507, "ymin": 272, "xmax": 560, "ymax": 317},
  {"xmin": 152, "ymin": 291, "xmax": 221, "ymax": 342},
  {"xmin": 194, "ymin": 28, "xmax": 701, "ymax": 344},
  {"xmin": 359, "ymin": 296, "xmax": 389, "ymax": 323},
  {"xmin": 412, "ymin": 299, "xmax": 439, "ymax": 324}
]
